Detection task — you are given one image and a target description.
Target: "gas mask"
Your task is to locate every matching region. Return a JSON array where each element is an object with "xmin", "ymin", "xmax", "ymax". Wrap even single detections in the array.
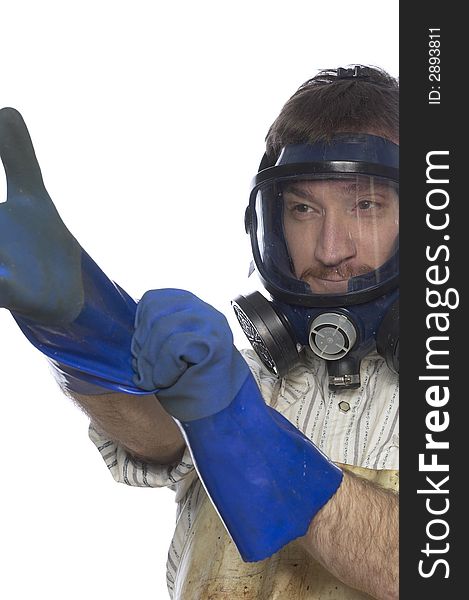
[{"xmin": 232, "ymin": 133, "xmax": 399, "ymax": 390}]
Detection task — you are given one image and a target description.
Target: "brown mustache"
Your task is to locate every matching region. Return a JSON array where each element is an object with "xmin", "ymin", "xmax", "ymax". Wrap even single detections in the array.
[{"xmin": 300, "ymin": 263, "xmax": 374, "ymax": 281}]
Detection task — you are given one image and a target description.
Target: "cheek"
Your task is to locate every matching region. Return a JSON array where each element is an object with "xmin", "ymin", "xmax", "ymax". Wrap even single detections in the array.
[
  {"xmin": 356, "ymin": 224, "xmax": 398, "ymax": 265},
  {"xmin": 284, "ymin": 221, "xmax": 316, "ymax": 269}
]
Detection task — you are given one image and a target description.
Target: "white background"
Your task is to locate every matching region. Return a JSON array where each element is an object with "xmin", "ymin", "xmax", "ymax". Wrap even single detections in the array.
[{"xmin": 0, "ymin": 1, "xmax": 398, "ymax": 598}]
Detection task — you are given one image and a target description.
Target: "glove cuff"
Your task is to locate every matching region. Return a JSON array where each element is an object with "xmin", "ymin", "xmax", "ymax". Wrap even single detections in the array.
[
  {"xmin": 180, "ymin": 372, "xmax": 343, "ymax": 562},
  {"xmin": 13, "ymin": 251, "xmax": 154, "ymax": 395},
  {"xmin": 48, "ymin": 359, "xmax": 150, "ymax": 396}
]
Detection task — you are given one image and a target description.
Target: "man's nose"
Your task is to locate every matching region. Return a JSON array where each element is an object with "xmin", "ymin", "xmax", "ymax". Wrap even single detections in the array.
[{"xmin": 314, "ymin": 212, "xmax": 356, "ymax": 266}]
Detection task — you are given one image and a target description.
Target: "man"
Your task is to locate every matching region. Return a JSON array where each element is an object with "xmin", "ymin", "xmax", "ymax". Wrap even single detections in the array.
[{"xmin": 0, "ymin": 65, "xmax": 398, "ymax": 599}]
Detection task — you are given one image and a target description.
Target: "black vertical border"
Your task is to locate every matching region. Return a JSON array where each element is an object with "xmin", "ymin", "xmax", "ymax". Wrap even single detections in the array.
[{"xmin": 400, "ymin": 3, "xmax": 463, "ymax": 597}]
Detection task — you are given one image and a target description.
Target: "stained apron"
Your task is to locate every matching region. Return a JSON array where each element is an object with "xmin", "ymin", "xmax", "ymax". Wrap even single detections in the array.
[{"xmin": 173, "ymin": 465, "xmax": 399, "ymax": 599}]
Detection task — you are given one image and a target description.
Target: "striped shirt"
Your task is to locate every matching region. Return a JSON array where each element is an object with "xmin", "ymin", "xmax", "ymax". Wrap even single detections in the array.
[{"xmin": 89, "ymin": 348, "xmax": 399, "ymax": 598}]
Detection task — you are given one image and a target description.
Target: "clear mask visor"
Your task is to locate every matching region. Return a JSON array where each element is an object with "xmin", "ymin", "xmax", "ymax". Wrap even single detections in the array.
[{"xmin": 253, "ymin": 174, "xmax": 399, "ymax": 301}]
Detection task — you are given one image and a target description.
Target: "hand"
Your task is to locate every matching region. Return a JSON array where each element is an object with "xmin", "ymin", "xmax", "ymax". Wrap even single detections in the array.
[
  {"xmin": 0, "ymin": 107, "xmax": 84, "ymax": 325},
  {"xmin": 131, "ymin": 288, "xmax": 250, "ymax": 421},
  {"xmin": 131, "ymin": 289, "xmax": 344, "ymax": 563},
  {"xmin": 1, "ymin": 107, "xmax": 143, "ymax": 395}
]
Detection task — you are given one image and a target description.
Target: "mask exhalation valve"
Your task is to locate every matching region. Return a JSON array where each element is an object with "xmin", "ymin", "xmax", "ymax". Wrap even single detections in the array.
[
  {"xmin": 309, "ymin": 313, "xmax": 361, "ymax": 390},
  {"xmin": 308, "ymin": 313, "xmax": 357, "ymax": 360}
]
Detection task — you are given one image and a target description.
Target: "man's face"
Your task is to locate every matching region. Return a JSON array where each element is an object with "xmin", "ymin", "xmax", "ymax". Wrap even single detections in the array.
[{"xmin": 282, "ymin": 176, "xmax": 399, "ymax": 294}]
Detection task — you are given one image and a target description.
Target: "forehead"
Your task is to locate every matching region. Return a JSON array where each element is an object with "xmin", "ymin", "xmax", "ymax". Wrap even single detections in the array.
[{"xmin": 284, "ymin": 176, "xmax": 396, "ymax": 196}]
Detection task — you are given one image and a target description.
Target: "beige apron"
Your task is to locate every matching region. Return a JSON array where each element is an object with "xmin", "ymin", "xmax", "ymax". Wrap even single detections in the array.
[{"xmin": 173, "ymin": 466, "xmax": 399, "ymax": 599}]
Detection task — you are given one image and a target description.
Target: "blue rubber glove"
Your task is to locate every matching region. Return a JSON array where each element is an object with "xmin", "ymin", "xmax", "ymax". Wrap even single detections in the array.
[
  {"xmin": 0, "ymin": 107, "xmax": 154, "ymax": 395},
  {"xmin": 132, "ymin": 289, "xmax": 343, "ymax": 561},
  {"xmin": 131, "ymin": 288, "xmax": 249, "ymax": 420}
]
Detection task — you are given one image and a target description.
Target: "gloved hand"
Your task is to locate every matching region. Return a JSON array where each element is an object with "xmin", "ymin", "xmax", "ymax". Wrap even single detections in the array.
[
  {"xmin": 131, "ymin": 288, "xmax": 250, "ymax": 420},
  {"xmin": 0, "ymin": 107, "xmax": 154, "ymax": 394},
  {"xmin": 132, "ymin": 289, "xmax": 343, "ymax": 562},
  {"xmin": 0, "ymin": 108, "xmax": 84, "ymax": 324}
]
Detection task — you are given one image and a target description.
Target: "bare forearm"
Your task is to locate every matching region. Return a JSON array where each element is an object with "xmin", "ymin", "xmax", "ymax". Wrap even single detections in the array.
[
  {"xmin": 67, "ymin": 389, "xmax": 185, "ymax": 464},
  {"xmin": 300, "ymin": 470, "xmax": 399, "ymax": 600}
]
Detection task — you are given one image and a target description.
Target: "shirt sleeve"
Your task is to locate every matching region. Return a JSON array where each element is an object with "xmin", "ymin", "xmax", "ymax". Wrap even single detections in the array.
[
  {"xmin": 88, "ymin": 423, "xmax": 195, "ymax": 489},
  {"xmin": 87, "ymin": 348, "xmax": 271, "ymax": 490}
]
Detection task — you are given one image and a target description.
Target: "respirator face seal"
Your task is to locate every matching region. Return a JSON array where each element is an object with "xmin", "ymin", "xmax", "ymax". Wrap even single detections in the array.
[
  {"xmin": 233, "ymin": 134, "xmax": 399, "ymax": 388},
  {"xmin": 247, "ymin": 135, "xmax": 399, "ymax": 308}
]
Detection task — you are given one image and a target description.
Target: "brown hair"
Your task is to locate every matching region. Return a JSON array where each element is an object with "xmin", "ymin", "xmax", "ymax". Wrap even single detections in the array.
[{"xmin": 265, "ymin": 65, "xmax": 399, "ymax": 161}]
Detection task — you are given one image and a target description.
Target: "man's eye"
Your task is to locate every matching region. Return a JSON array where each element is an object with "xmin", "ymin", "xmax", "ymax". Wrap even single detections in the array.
[
  {"xmin": 286, "ymin": 202, "xmax": 322, "ymax": 220},
  {"xmin": 295, "ymin": 204, "xmax": 311, "ymax": 212},
  {"xmin": 357, "ymin": 199, "xmax": 378, "ymax": 210},
  {"xmin": 290, "ymin": 202, "xmax": 320, "ymax": 215},
  {"xmin": 284, "ymin": 196, "xmax": 321, "ymax": 218}
]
